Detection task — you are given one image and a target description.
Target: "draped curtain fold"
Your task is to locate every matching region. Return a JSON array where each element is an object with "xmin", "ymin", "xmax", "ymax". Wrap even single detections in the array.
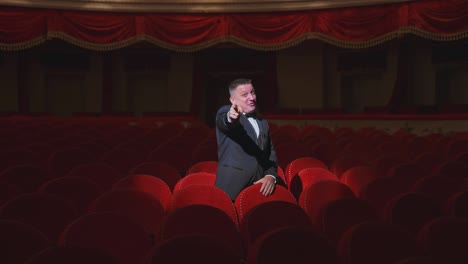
[
  {"xmin": 47, "ymin": 10, "xmax": 138, "ymax": 49},
  {"xmin": 0, "ymin": 0, "xmax": 466, "ymax": 51},
  {"xmin": 314, "ymin": 4, "xmax": 403, "ymax": 41},
  {"xmin": 142, "ymin": 14, "xmax": 228, "ymax": 49},
  {"xmin": 0, "ymin": 7, "xmax": 49, "ymax": 49},
  {"xmin": 228, "ymin": 11, "xmax": 314, "ymax": 46},
  {"xmin": 409, "ymin": 0, "xmax": 468, "ymax": 35}
]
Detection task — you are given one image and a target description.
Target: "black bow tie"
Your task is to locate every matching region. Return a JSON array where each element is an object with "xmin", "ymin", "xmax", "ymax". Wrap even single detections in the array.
[{"xmin": 244, "ymin": 111, "xmax": 257, "ymax": 118}]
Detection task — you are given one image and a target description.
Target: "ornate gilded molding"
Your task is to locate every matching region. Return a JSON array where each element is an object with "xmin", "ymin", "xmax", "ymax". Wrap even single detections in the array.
[{"xmin": 1, "ymin": 0, "xmax": 416, "ymax": 13}]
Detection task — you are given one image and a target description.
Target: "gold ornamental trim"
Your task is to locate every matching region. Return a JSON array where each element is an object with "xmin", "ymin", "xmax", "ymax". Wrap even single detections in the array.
[
  {"xmin": 1, "ymin": 28, "xmax": 467, "ymax": 52},
  {"xmin": 149, "ymin": 28, "xmax": 467, "ymax": 52},
  {"xmin": 1, "ymin": 0, "xmax": 416, "ymax": 13},
  {"xmin": 46, "ymin": 31, "xmax": 142, "ymax": 51},
  {"xmin": 402, "ymin": 27, "xmax": 468, "ymax": 42},
  {"xmin": 0, "ymin": 36, "xmax": 47, "ymax": 51}
]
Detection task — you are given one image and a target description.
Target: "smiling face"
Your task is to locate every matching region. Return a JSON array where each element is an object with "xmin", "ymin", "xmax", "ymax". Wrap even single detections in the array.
[{"xmin": 229, "ymin": 83, "xmax": 257, "ymax": 114}]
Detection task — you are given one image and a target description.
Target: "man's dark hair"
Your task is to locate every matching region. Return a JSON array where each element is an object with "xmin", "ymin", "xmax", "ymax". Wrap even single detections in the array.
[{"xmin": 229, "ymin": 78, "xmax": 252, "ymax": 95}]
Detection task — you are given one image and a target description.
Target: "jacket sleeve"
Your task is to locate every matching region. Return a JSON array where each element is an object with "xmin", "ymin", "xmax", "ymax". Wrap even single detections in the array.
[{"xmin": 216, "ymin": 105, "xmax": 238, "ymax": 133}]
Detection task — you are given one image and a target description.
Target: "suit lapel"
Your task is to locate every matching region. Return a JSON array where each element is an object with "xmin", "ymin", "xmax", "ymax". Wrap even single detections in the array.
[
  {"xmin": 240, "ymin": 114, "xmax": 258, "ymax": 142},
  {"xmin": 241, "ymin": 115, "xmax": 268, "ymax": 150}
]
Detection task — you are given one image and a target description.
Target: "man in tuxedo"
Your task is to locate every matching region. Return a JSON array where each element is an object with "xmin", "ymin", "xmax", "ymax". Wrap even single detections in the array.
[{"xmin": 215, "ymin": 78, "xmax": 279, "ymax": 201}]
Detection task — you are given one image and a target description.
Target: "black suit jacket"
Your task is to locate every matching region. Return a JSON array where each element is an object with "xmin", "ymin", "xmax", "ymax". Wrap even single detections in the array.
[{"xmin": 215, "ymin": 105, "xmax": 278, "ymax": 200}]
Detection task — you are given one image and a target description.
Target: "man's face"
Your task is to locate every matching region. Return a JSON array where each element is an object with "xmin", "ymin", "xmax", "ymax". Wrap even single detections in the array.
[{"xmin": 230, "ymin": 83, "xmax": 256, "ymax": 114}]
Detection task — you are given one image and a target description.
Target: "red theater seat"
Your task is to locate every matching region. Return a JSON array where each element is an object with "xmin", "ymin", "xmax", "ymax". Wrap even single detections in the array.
[
  {"xmin": 0, "ymin": 164, "xmax": 50, "ymax": 193},
  {"xmin": 309, "ymin": 141, "xmax": 340, "ymax": 167},
  {"xmin": 66, "ymin": 162, "xmax": 123, "ymax": 191},
  {"xmin": 414, "ymin": 152, "xmax": 447, "ymax": 173},
  {"xmin": 171, "ymin": 185, "xmax": 238, "ymax": 225},
  {"xmin": 330, "ymin": 155, "xmax": 369, "ymax": 179},
  {"xmin": 185, "ymin": 161, "xmax": 218, "ymax": 175},
  {"xmin": 445, "ymin": 139, "xmax": 468, "ymax": 160},
  {"xmin": 147, "ymin": 122, "xmax": 185, "ymax": 139},
  {"xmin": 285, "ymin": 157, "xmax": 328, "ymax": 187},
  {"xmin": 319, "ymin": 197, "xmax": 378, "ymax": 245},
  {"xmin": 373, "ymin": 154, "xmax": 408, "ymax": 176},
  {"xmin": 115, "ymin": 139, "xmax": 155, "ymax": 155},
  {"xmin": 300, "ymin": 180, "xmax": 355, "ymax": 226},
  {"xmin": 88, "ymin": 189, "xmax": 166, "ymax": 236},
  {"xmin": 275, "ymin": 141, "xmax": 311, "ymax": 170},
  {"xmin": 235, "ymin": 184, "xmax": 296, "ymax": 223},
  {"xmin": 0, "ymin": 219, "xmax": 50, "ymax": 264},
  {"xmin": 289, "ymin": 167, "xmax": 337, "ymax": 199},
  {"xmin": 417, "ymin": 216, "xmax": 468, "ymax": 264},
  {"xmin": 148, "ymin": 139, "xmax": 196, "ymax": 173},
  {"xmin": 25, "ymin": 246, "xmax": 119, "ymax": 264},
  {"xmin": 271, "ymin": 125, "xmax": 300, "ymax": 144},
  {"xmin": 340, "ymin": 166, "xmax": 380, "ymax": 196},
  {"xmin": 338, "ymin": 221, "xmax": 419, "ymax": 264},
  {"xmin": 38, "ymin": 176, "xmax": 101, "ymax": 214},
  {"xmin": 148, "ymin": 234, "xmax": 241, "ymax": 264},
  {"xmin": 180, "ymin": 122, "xmax": 212, "ymax": 139},
  {"xmin": 301, "ymin": 124, "xmax": 334, "ymax": 140},
  {"xmin": 433, "ymin": 161, "xmax": 468, "ymax": 179},
  {"xmin": 173, "ymin": 172, "xmax": 216, "ymax": 193},
  {"xmin": 407, "ymin": 137, "xmax": 436, "ymax": 158},
  {"xmin": 276, "ymin": 165, "xmax": 286, "ymax": 186},
  {"xmin": 113, "ymin": 174, "xmax": 172, "ymax": 212},
  {"xmin": 456, "ymin": 152, "xmax": 468, "ymax": 163},
  {"xmin": 239, "ymin": 201, "xmax": 311, "ymax": 251},
  {"xmin": 375, "ymin": 140, "xmax": 409, "ymax": 160},
  {"xmin": 444, "ymin": 191, "xmax": 468, "ymax": 218},
  {"xmin": 0, "ymin": 149, "xmax": 41, "ymax": 172},
  {"xmin": 0, "ymin": 193, "xmax": 78, "ymax": 242},
  {"xmin": 78, "ymin": 140, "xmax": 112, "ymax": 160},
  {"xmin": 383, "ymin": 192, "xmax": 441, "ymax": 236},
  {"xmin": 334, "ymin": 127, "xmax": 357, "ymax": 138},
  {"xmin": 340, "ymin": 141, "xmax": 377, "ymax": 163},
  {"xmin": 358, "ymin": 177, "xmax": 403, "ymax": 217},
  {"xmin": 48, "ymin": 148, "xmax": 96, "ymax": 178},
  {"xmin": 161, "ymin": 205, "xmax": 242, "ymax": 257},
  {"xmin": 100, "ymin": 148, "xmax": 146, "ymax": 175},
  {"xmin": 59, "ymin": 212, "xmax": 153, "ymax": 264},
  {"xmin": 0, "ymin": 181, "xmax": 22, "ymax": 207},
  {"xmin": 411, "ymin": 174, "xmax": 464, "ymax": 207},
  {"xmin": 246, "ymin": 226, "xmax": 339, "ymax": 264},
  {"xmin": 129, "ymin": 162, "xmax": 181, "ymax": 191},
  {"xmin": 191, "ymin": 139, "xmax": 218, "ymax": 164},
  {"xmin": 387, "ymin": 162, "xmax": 430, "ymax": 193}
]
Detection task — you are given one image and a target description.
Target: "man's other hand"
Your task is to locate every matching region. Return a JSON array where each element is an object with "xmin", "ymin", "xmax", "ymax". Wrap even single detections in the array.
[{"xmin": 254, "ymin": 176, "xmax": 275, "ymax": 196}]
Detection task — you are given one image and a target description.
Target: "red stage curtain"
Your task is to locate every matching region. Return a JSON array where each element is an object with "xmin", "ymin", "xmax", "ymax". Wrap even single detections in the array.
[
  {"xmin": 142, "ymin": 14, "xmax": 227, "ymax": 48},
  {"xmin": 314, "ymin": 4, "xmax": 404, "ymax": 44},
  {"xmin": 0, "ymin": 0, "xmax": 467, "ymax": 51},
  {"xmin": 409, "ymin": 0, "xmax": 468, "ymax": 36},
  {"xmin": 0, "ymin": 7, "xmax": 48, "ymax": 48},
  {"xmin": 228, "ymin": 11, "xmax": 314, "ymax": 49},
  {"xmin": 49, "ymin": 10, "xmax": 137, "ymax": 44}
]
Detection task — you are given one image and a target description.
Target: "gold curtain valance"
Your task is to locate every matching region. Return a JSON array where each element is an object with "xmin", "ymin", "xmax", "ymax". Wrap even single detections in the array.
[{"xmin": 0, "ymin": 0, "xmax": 466, "ymax": 52}]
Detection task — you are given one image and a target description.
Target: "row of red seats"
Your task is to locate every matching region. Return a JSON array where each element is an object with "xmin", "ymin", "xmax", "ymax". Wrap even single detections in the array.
[
  {"xmin": 2, "ymin": 186, "xmax": 468, "ymax": 263},
  {"xmin": 1, "ymin": 132, "xmax": 466, "ymax": 186},
  {"xmin": 2, "ymin": 154, "xmax": 466, "ymax": 217},
  {"xmin": 2, "ymin": 116, "xmax": 468, "ymax": 171},
  {"xmin": 1, "ymin": 157, "xmax": 468, "ymax": 263},
  {"xmin": 1, "ymin": 117, "xmax": 468, "ymax": 264},
  {"xmin": 4, "ymin": 216, "xmax": 467, "ymax": 264}
]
